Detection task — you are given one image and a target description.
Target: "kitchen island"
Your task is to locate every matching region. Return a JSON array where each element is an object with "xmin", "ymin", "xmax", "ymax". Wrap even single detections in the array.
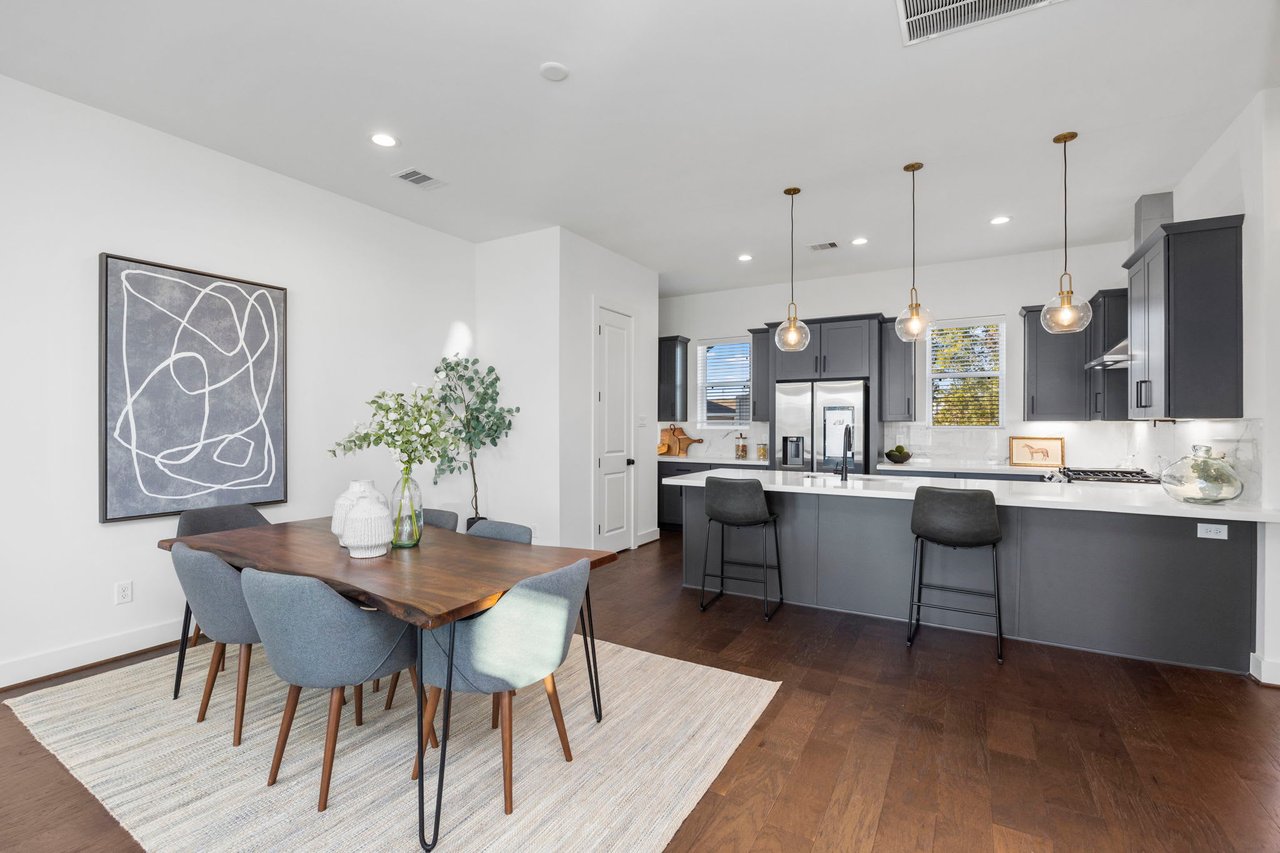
[{"xmin": 663, "ymin": 468, "xmax": 1280, "ymax": 672}]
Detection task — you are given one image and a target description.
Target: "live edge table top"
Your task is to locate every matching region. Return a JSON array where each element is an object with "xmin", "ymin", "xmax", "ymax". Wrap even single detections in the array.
[{"xmin": 158, "ymin": 517, "xmax": 618, "ymax": 630}]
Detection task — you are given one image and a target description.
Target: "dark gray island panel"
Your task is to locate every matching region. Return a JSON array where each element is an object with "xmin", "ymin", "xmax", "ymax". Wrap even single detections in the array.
[
  {"xmin": 676, "ymin": 484, "xmax": 1258, "ymax": 673},
  {"xmin": 1016, "ymin": 508, "xmax": 1255, "ymax": 672}
]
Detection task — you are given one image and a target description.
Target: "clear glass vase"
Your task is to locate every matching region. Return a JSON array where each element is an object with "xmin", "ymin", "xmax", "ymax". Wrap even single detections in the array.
[
  {"xmin": 390, "ymin": 471, "xmax": 422, "ymax": 547},
  {"xmin": 1160, "ymin": 445, "xmax": 1243, "ymax": 504}
]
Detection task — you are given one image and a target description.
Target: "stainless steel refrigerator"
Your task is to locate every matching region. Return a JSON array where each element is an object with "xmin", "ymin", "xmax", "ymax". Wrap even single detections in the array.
[{"xmin": 774, "ymin": 380, "xmax": 868, "ymax": 473}]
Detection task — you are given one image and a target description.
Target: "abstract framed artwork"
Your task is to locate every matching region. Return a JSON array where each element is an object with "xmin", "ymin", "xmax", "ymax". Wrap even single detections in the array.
[
  {"xmin": 1009, "ymin": 435, "xmax": 1065, "ymax": 468},
  {"xmin": 99, "ymin": 254, "xmax": 287, "ymax": 522}
]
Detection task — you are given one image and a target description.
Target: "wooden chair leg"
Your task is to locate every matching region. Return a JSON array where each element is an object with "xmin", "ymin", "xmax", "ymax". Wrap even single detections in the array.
[
  {"xmin": 373, "ymin": 677, "xmax": 380, "ymax": 693},
  {"xmin": 492, "ymin": 692, "xmax": 500, "ymax": 729},
  {"xmin": 406, "ymin": 667, "xmax": 438, "ymax": 747},
  {"xmin": 412, "ymin": 686, "xmax": 443, "ymax": 780},
  {"xmin": 544, "ymin": 674, "xmax": 572, "ymax": 761},
  {"xmin": 383, "ymin": 671, "xmax": 400, "ymax": 710},
  {"xmin": 318, "ymin": 687, "xmax": 343, "ymax": 812},
  {"xmin": 500, "ymin": 690, "xmax": 514, "ymax": 815},
  {"xmin": 354, "ymin": 683, "xmax": 363, "ymax": 726},
  {"xmin": 197, "ymin": 642, "xmax": 225, "ymax": 723},
  {"xmin": 268, "ymin": 684, "xmax": 301, "ymax": 785},
  {"xmin": 191, "ymin": 624, "xmax": 202, "ymax": 646},
  {"xmin": 233, "ymin": 643, "xmax": 252, "ymax": 746}
]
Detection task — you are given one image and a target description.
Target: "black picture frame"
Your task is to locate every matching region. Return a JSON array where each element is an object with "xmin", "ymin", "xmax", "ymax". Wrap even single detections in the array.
[{"xmin": 99, "ymin": 254, "xmax": 288, "ymax": 522}]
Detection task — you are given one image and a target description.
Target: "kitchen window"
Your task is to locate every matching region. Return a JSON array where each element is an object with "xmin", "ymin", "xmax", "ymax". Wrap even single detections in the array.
[
  {"xmin": 926, "ymin": 318, "xmax": 1005, "ymax": 427},
  {"xmin": 696, "ymin": 338, "xmax": 752, "ymax": 427}
]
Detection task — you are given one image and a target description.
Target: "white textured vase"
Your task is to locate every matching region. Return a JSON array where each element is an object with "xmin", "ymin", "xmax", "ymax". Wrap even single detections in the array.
[
  {"xmin": 332, "ymin": 480, "xmax": 387, "ymax": 544},
  {"xmin": 342, "ymin": 495, "xmax": 394, "ymax": 559}
]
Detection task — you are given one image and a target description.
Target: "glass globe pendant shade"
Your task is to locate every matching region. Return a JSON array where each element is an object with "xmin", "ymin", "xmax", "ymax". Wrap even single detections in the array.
[
  {"xmin": 894, "ymin": 298, "xmax": 933, "ymax": 343},
  {"xmin": 775, "ymin": 310, "xmax": 811, "ymax": 352},
  {"xmin": 1040, "ymin": 273, "xmax": 1092, "ymax": 334}
]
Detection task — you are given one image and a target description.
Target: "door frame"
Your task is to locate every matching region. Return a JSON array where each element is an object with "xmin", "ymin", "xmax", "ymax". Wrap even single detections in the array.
[{"xmin": 592, "ymin": 302, "xmax": 635, "ymax": 552}]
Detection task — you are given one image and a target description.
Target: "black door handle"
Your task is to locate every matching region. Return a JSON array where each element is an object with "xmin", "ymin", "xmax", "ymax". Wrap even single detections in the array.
[
  {"xmin": 822, "ymin": 355, "xmax": 828, "ymax": 373},
  {"xmin": 814, "ymin": 355, "xmax": 819, "ymax": 374},
  {"xmin": 626, "ymin": 458, "xmax": 635, "ymax": 465}
]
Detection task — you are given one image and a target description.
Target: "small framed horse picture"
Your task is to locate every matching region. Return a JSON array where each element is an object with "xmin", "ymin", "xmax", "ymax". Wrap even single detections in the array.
[{"xmin": 1009, "ymin": 436, "xmax": 1064, "ymax": 468}]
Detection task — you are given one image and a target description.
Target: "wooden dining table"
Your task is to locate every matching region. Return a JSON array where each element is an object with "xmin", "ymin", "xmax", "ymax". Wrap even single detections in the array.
[{"xmin": 158, "ymin": 516, "xmax": 617, "ymax": 850}]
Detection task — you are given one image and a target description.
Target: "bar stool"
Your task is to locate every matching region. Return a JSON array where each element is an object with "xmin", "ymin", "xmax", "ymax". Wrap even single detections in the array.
[
  {"xmin": 700, "ymin": 477, "xmax": 783, "ymax": 621},
  {"xmin": 905, "ymin": 486, "xmax": 1004, "ymax": 663}
]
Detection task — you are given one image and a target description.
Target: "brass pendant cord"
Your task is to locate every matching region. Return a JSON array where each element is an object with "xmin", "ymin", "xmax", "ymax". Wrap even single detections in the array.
[
  {"xmin": 911, "ymin": 167, "xmax": 917, "ymax": 292},
  {"xmin": 1062, "ymin": 136, "xmax": 1069, "ymax": 278},
  {"xmin": 789, "ymin": 191, "xmax": 796, "ymax": 305}
]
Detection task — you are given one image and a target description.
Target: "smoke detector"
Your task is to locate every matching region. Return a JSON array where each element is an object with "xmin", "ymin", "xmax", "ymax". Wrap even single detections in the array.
[{"xmin": 897, "ymin": 0, "xmax": 1068, "ymax": 45}]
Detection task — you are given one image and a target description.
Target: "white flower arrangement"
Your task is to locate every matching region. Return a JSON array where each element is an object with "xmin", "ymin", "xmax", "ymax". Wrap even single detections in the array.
[{"xmin": 329, "ymin": 386, "xmax": 455, "ymax": 476}]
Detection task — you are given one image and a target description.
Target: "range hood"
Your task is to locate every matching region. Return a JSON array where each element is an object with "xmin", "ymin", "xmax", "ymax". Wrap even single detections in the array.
[{"xmin": 1085, "ymin": 338, "xmax": 1129, "ymax": 370}]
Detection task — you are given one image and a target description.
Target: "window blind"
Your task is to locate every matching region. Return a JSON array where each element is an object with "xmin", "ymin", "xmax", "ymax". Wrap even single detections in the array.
[
  {"xmin": 926, "ymin": 321, "xmax": 1004, "ymax": 427},
  {"xmin": 697, "ymin": 339, "xmax": 752, "ymax": 426}
]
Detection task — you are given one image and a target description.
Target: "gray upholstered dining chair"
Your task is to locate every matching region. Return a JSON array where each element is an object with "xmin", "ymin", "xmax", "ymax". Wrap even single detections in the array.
[
  {"xmin": 241, "ymin": 568, "xmax": 432, "ymax": 812},
  {"xmin": 173, "ymin": 504, "xmax": 270, "ymax": 700},
  {"xmin": 421, "ymin": 508, "xmax": 460, "ymax": 532},
  {"xmin": 171, "ymin": 543, "xmax": 262, "ymax": 746},
  {"xmin": 466, "ymin": 519, "xmax": 533, "ymax": 544},
  {"xmin": 414, "ymin": 558, "xmax": 589, "ymax": 815}
]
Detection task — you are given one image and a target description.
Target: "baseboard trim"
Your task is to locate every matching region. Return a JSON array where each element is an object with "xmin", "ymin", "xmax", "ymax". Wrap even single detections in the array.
[
  {"xmin": 1249, "ymin": 653, "xmax": 1280, "ymax": 686},
  {"xmin": 0, "ymin": 618, "xmax": 183, "ymax": 691}
]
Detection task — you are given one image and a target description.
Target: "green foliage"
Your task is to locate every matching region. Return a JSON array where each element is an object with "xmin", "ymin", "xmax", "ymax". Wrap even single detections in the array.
[
  {"xmin": 432, "ymin": 356, "xmax": 520, "ymax": 517},
  {"xmin": 328, "ymin": 386, "xmax": 455, "ymax": 475},
  {"xmin": 929, "ymin": 324, "xmax": 1002, "ymax": 427}
]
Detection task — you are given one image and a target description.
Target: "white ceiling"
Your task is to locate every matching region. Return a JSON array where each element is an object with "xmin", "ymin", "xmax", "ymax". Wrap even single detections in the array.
[{"xmin": 1, "ymin": 1, "xmax": 1276, "ymax": 295}]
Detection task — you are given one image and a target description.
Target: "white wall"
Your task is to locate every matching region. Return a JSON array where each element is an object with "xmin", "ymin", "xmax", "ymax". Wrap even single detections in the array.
[
  {"xmin": 559, "ymin": 228, "xmax": 660, "ymax": 549},
  {"xmin": 0, "ymin": 76, "xmax": 477, "ymax": 686},
  {"xmin": 473, "ymin": 228, "xmax": 563, "ymax": 541}
]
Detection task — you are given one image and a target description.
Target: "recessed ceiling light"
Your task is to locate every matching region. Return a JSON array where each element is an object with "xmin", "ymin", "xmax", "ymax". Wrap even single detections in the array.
[
  {"xmin": 540, "ymin": 62, "xmax": 569, "ymax": 82},
  {"xmin": 370, "ymin": 133, "xmax": 398, "ymax": 148},
  {"xmin": 738, "ymin": 254, "xmax": 753, "ymax": 262},
  {"xmin": 990, "ymin": 215, "xmax": 1011, "ymax": 225},
  {"xmin": 851, "ymin": 237, "xmax": 869, "ymax": 246}
]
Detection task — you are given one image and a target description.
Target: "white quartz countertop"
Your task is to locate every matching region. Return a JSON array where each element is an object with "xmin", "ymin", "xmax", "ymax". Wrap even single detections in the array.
[
  {"xmin": 662, "ymin": 467, "xmax": 1280, "ymax": 523},
  {"xmin": 875, "ymin": 460, "xmax": 1043, "ymax": 476},
  {"xmin": 658, "ymin": 456, "xmax": 770, "ymax": 467}
]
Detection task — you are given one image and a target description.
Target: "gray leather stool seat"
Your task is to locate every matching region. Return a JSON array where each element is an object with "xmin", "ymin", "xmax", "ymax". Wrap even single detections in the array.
[
  {"xmin": 700, "ymin": 477, "xmax": 783, "ymax": 621},
  {"xmin": 906, "ymin": 486, "xmax": 1004, "ymax": 662}
]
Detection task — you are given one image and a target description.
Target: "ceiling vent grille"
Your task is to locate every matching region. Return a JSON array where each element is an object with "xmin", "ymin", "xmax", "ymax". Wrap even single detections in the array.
[
  {"xmin": 808, "ymin": 241, "xmax": 840, "ymax": 251},
  {"xmin": 394, "ymin": 168, "xmax": 444, "ymax": 189},
  {"xmin": 897, "ymin": 0, "xmax": 1067, "ymax": 45}
]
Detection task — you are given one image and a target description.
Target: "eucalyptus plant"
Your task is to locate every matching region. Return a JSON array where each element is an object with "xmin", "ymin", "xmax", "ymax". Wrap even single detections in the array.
[{"xmin": 432, "ymin": 356, "xmax": 519, "ymax": 520}]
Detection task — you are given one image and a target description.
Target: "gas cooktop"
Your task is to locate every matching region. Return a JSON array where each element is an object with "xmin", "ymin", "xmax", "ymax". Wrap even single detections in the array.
[{"xmin": 1056, "ymin": 468, "xmax": 1160, "ymax": 484}]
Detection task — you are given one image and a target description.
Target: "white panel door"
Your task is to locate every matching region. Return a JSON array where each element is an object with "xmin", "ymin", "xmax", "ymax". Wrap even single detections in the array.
[{"xmin": 594, "ymin": 306, "xmax": 633, "ymax": 552}]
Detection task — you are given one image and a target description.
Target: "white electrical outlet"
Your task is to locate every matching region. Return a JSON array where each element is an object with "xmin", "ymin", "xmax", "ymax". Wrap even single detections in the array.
[
  {"xmin": 1197, "ymin": 523, "xmax": 1228, "ymax": 540},
  {"xmin": 114, "ymin": 581, "xmax": 133, "ymax": 605}
]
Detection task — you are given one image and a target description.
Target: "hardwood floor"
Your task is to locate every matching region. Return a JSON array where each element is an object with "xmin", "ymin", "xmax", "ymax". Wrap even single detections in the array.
[{"xmin": 5, "ymin": 533, "xmax": 1280, "ymax": 851}]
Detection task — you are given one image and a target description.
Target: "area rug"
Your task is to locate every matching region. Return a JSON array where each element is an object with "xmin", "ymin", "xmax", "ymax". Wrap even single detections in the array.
[{"xmin": 6, "ymin": 639, "xmax": 777, "ymax": 851}]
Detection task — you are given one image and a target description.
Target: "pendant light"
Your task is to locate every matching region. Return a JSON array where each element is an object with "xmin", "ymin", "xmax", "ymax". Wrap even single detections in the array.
[
  {"xmin": 1041, "ymin": 131, "xmax": 1093, "ymax": 334},
  {"xmin": 775, "ymin": 187, "xmax": 811, "ymax": 352},
  {"xmin": 894, "ymin": 162, "xmax": 933, "ymax": 343}
]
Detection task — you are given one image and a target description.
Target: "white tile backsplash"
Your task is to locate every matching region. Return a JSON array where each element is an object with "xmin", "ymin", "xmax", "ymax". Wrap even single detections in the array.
[{"xmin": 882, "ymin": 419, "xmax": 1263, "ymax": 496}]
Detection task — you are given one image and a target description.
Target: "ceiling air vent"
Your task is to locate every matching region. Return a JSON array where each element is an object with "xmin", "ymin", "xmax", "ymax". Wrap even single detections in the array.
[
  {"xmin": 393, "ymin": 168, "xmax": 444, "ymax": 189},
  {"xmin": 897, "ymin": 0, "xmax": 1067, "ymax": 45},
  {"xmin": 808, "ymin": 241, "xmax": 839, "ymax": 251}
]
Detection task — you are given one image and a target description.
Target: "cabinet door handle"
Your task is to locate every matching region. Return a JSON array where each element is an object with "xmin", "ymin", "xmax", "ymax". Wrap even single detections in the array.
[
  {"xmin": 814, "ymin": 355, "xmax": 819, "ymax": 374},
  {"xmin": 1095, "ymin": 391, "xmax": 1102, "ymax": 414},
  {"xmin": 1030, "ymin": 394, "xmax": 1035, "ymax": 414},
  {"xmin": 822, "ymin": 355, "xmax": 828, "ymax": 372},
  {"xmin": 907, "ymin": 397, "xmax": 912, "ymax": 420}
]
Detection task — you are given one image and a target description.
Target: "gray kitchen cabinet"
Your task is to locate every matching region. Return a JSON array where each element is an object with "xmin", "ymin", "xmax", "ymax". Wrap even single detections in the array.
[
  {"xmin": 879, "ymin": 318, "xmax": 915, "ymax": 422},
  {"xmin": 1125, "ymin": 215, "xmax": 1244, "ymax": 420},
  {"xmin": 769, "ymin": 315, "xmax": 878, "ymax": 382},
  {"xmin": 1021, "ymin": 305, "xmax": 1090, "ymax": 421},
  {"xmin": 657, "ymin": 336, "xmax": 689, "ymax": 422},
  {"xmin": 820, "ymin": 320, "xmax": 871, "ymax": 378},
  {"xmin": 1087, "ymin": 289, "xmax": 1129, "ymax": 421},
  {"xmin": 749, "ymin": 328, "xmax": 772, "ymax": 423}
]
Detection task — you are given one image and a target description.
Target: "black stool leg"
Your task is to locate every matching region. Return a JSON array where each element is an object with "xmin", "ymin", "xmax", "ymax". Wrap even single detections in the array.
[
  {"xmin": 761, "ymin": 523, "xmax": 772, "ymax": 621},
  {"xmin": 699, "ymin": 520, "xmax": 724, "ymax": 612},
  {"xmin": 906, "ymin": 537, "xmax": 923, "ymax": 646},
  {"xmin": 991, "ymin": 545, "xmax": 1004, "ymax": 664},
  {"xmin": 773, "ymin": 520, "xmax": 784, "ymax": 606}
]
